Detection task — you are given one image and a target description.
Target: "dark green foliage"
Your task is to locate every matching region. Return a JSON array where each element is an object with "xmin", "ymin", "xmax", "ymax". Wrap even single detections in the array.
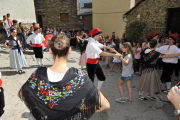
[{"xmin": 125, "ymin": 20, "xmax": 146, "ymax": 43}]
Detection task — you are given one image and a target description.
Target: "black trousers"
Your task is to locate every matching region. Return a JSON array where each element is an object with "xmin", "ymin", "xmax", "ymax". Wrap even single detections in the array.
[
  {"xmin": 33, "ymin": 47, "xmax": 43, "ymax": 58},
  {"xmin": 86, "ymin": 63, "xmax": 106, "ymax": 82},
  {"xmin": 135, "ymin": 59, "xmax": 140, "ymax": 72},
  {"xmin": 171, "ymin": 59, "xmax": 180, "ymax": 77},
  {"xmin": 161, "ymin": 63, "xmax": 175, "ymax": 83},
  {"xmin": 158, "ymin": 58, "xmax": 163, "ymax": 69}
]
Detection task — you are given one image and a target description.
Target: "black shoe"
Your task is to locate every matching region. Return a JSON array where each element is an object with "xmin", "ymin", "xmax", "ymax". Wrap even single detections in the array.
[
  {"xmin": 39, "ymin": 64, "xmax": 44, "ymax": 67},
  {"xmin": 18, "ymin": 70, "xmax": 25, "ymax": 74},
  {"xmin": 164, "ymin": 89, "xmax": 170, "ymax": 93},
  {"xmin": 150, "ymin": 97, "xmax": 156, "ymax": 100},
  {"xmin": 137, "ymin": 95, "xmax": 148, "ymax": 100}
]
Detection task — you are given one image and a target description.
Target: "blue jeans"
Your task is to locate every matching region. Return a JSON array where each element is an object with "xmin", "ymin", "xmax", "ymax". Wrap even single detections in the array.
[
  {"xmin": 120, "ymin": 73, "xmax": 134, "ymax": 81},
  {"xmin": 19, "ymin": 33, "xmax": 26, "ymax": 49},
  {"xmin": 6, "ymin": 28, "xmax": 10, "ymax": 38}
]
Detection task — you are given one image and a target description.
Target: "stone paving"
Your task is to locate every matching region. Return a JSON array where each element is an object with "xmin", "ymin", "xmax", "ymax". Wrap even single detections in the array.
[{"xmin": 0, "ymin": 44, "xmax": 177, "ymax": 120}]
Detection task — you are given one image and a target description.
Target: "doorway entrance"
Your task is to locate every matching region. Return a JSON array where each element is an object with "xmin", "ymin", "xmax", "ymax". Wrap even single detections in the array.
[
  {"xmin": 167, "ymin": 8, "xmax": 180, "ymax": 34},
  {"xmin": 37, "ymin": 15, "xmax": 43, "ymax": 29}
]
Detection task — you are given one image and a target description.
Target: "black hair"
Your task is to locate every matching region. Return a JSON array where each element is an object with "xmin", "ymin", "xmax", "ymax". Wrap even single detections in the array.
[
  {"xmin": 50, "ymin": 34, "xmax": 70, "ymax": 58},
  {"xmin": 174, "ymin": 31, "xmax": 179, "ymax": 35},
  {"xmin": 12, "ymin": 20, "xmax": 18, "ymax": 24},
  {"xmin": 10, "ymin": 28, "xmax": 15, "ymax": 32},
  {"xmin": 123, "ymin": 38, "xmax": 127, "ymax": 42},
  {"xmin": 33, "ymin": 22, "xmax": 36, "ymax": 25},
  {"xmin": 7, "ymin": 13, "xmax": 10, "ymax": 16},
  {"xmin": 3, "ymin": 15, "xmax": 5, "ymax": 19},
  {"xmin": 137, "ymin": 42, "xmax": 142, "ymax": 48},
  {"xmin": 159, "ymin": 36, "xmax": 164, "ymax": 43},
  {"xmin": 19, "ymin": 22, "xmax": 22, "ymax": 25},
  {"xmin": 147, "ymin": 37, "xmax": 151, "ymax": 42},
  {"xmin": 30, "ymin": 26, "xmax": 33, "ymax": 30},
  {"xmin": 83, "ymin": 33, "xmax": 87, "ymax": 39},
  {"xmin": 149, "ymin": 39, "xmax": 157, "ymax": 48}
]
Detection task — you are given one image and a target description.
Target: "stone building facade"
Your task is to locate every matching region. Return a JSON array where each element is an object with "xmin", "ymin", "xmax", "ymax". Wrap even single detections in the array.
[
  {"xmin": 34, "ymin": 0, "xmax": 84, "ymax": 31},
  {"xmin": 124, "ymin": 0, "xmax": 180, "ymax": 38}
]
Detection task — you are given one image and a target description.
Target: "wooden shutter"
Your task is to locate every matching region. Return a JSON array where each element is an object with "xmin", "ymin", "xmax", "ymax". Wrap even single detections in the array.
[{"xmin": 60, "ymin": 13, "xmax": 68, "ymax": 20}]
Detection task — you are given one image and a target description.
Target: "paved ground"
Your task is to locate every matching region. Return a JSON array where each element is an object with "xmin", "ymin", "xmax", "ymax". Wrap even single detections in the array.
[{"xmin": 0, "ymin": 44, "xmax": 178, "ymax": 120}]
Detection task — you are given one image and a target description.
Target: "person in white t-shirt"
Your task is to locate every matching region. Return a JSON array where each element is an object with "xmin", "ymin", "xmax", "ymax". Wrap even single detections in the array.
[
  {"xmin": 156, "ymin": 34, "xmax": 180, "ymax": 93},
  {"xmin": 116, "ymin": 42, "xmax": 134, "ymax": 103}
]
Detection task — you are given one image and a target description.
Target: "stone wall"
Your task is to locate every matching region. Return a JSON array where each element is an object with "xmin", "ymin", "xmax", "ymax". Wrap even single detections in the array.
[
  {"xmin": 125, "ymin": 0, "xmax": 180, "ymax": 38},
  {"xmin": 34, "ymin": 0, "xmax": 83, "ymax": 31},
  {"xmin": 83, "ymin": 15, "xmax": 92, "ymax": 33}
]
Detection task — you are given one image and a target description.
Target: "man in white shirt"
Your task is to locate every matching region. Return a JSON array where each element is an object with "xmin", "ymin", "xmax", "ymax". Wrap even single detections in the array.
[
  {"xmin": 26, "ymin": 26, "xmax": 45, "ymax": 66},
  {"xmin": 86, "ymin": 28, "xmax": 121, "ymax": 90},
  {"xmin": 156, "ymin": 34, "xmax": 180, "ymax": 92}
]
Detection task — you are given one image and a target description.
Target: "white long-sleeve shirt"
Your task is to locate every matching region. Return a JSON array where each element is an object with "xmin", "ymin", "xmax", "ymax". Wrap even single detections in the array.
[
  {"xmin": 26, "ymin": 33, "xmax": 45, "ymax": 44},
  {"xmin": 155, "ymin": 45, "xmax": 180, "ymax": 64},
  {"xmin": 85, "ymin": 38, "xmax": 103, "ymax": 59}
]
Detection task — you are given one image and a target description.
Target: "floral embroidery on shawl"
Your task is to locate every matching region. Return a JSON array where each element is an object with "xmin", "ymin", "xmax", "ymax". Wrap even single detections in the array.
[
  {"xmin": 143, "ymin": 50, "xmax": 157, "ymax": 62},
  {"xmin": 28, "ymin": 69, "xmax": 86, "ymax": 109}
]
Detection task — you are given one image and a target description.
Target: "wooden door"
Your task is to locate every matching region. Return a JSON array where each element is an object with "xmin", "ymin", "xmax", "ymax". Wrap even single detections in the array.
[{"xmin": 167, "ymin": 8, "xmax": 180, "ymax": 34}]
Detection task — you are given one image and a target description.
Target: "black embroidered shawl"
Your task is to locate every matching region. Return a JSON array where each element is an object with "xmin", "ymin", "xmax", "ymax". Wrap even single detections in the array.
[
  {"xmin": 8, "ymin": 36, "xmax": 21, "ymax": 55},
  {"xmin": 79, "ymin": 40, "xmax": 88, "ymax": 55},
  {"xmin": 143, "ymin": 49, "xmax": 160, "ymax": 68},
  {"xmin": 0, "ymin": 87, "xmax": 5, "ymax": 116},
  {"xmin": 19, "ymin": 67, "xmax": 100, "ymax": 120}
]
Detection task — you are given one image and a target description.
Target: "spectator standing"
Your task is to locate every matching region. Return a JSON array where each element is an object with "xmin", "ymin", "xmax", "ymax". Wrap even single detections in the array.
[
  {"xmin": 17, "ymin": 22, "xmax": 27, "ymax": 50},
  {"xmin": 70, "ymin": 29, "xmax": 76, "ymax": 49},
  {"xmin": 10, "ymin": 20, "xmax": 18, "ymax": 30},
  {"xmin": 2, "ymin": 15, "xmax": 10, "ymax": 38},
  {"xmin": 66, "ymin": 30, "xmax": 71, "ymax": 38},
  {"xmin": 7, "ymin": 13, "xmax": 13, "ymax": 28},
  {"xmin": 134, "ymin": 42, "xmax": 142, "ymax": 74}
]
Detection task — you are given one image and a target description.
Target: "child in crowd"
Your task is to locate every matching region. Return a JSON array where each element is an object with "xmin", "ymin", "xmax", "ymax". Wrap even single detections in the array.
[
  {"xmin": 135, "ymin": 42, "xmax": 142, "ymax": 74},
  {"xmin": 116, "ymin": 42, "xmax": 134, "ymax": 103},
  {"xmin": 110, "ymin": 41, "xmax": 122, "ymax": 72}
]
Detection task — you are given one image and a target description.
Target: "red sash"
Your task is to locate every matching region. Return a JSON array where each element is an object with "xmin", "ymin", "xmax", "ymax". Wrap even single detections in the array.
[
  {"xmin": 87, "ymin": 58, "xmax": 98, "ymax": 64},
  {"xmin": 34, "ymin": 44, "xmax": 42, "ymax": 47}
]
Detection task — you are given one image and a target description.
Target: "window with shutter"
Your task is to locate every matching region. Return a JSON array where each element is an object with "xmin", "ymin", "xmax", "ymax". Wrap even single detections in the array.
[{"xmin": 60, "ymin": 13, "xmax": 69, "ymax": 20}]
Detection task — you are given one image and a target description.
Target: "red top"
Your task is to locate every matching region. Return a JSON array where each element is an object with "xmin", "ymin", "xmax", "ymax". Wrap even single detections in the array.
[{"xmin": 43, "ymin": 34, "xmax": 53, "ymax": 47}]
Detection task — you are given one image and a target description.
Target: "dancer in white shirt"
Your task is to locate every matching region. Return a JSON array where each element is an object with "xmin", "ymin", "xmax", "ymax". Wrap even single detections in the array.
[
  {"xmin": 26, "ymin": 26, "xmax": 45, "ymax": 66},
  {"xmin": 156, "ymin": 34, "xmax": 180, "ymax": 92},
  {"xmin": 86, "ymin": 28, "xmax": 120, "ymax": 90}
]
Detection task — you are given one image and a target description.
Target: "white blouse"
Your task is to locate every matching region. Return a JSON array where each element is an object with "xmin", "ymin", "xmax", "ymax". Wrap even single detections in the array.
[
  {"xmin": 26, "ymin": 33, "xmax": 45, "ymax": 44},
  {"xmin": 47, "ymin": 68, "xmax": 65, "ymax": 82},
  {"xmin": 85, "ymin": 38, "xmax": 103, "ymax": 59}
]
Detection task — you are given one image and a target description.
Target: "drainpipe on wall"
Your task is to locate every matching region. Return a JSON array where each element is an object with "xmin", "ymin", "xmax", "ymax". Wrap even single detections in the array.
[{"xmin": 122, "ymin": 15, "xmax": 130, "ymax": 24}]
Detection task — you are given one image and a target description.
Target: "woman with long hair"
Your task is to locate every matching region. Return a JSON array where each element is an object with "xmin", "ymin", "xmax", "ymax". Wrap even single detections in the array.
[
  {"xmin": 78, "ymin": 33, "xmax": 88, "ymax": 69},
  {"xmin": 18, "ymin": 34, "xmax": 110, "ymax": 120},
  {"xmin": 3, "ymin": 29, "xmax": 27, "ymax": 74},
  {"xmin": 116, "ymin": 42, "xmax": 134, "ymax": 103}
]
